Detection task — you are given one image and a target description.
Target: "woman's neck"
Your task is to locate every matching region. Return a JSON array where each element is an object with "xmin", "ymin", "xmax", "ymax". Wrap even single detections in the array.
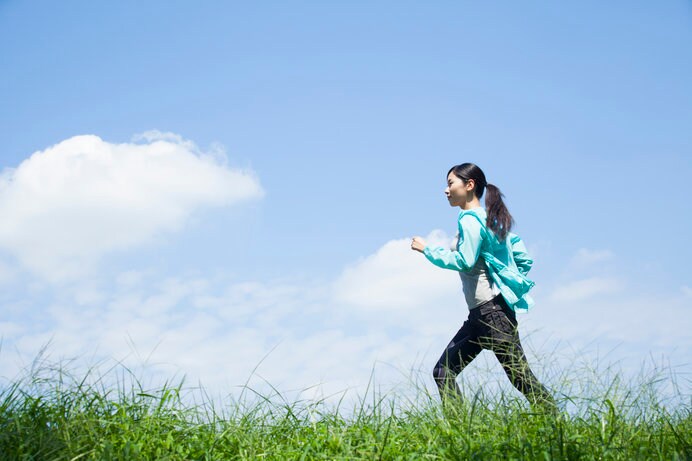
[{"xmin": 460, "ymin": 197, "xmax": 482, "ymax": 210}]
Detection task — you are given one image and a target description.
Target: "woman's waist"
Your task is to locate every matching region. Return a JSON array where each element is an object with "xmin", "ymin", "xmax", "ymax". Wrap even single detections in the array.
[{"xmin": 468, "ymin": 294, "xmax": 511, "ymax": 317}]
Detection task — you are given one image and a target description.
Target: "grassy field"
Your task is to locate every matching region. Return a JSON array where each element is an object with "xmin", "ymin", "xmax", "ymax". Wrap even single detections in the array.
[{"xmin": 1, "ymin": 358, "xmax": 689, "ymax": 460}]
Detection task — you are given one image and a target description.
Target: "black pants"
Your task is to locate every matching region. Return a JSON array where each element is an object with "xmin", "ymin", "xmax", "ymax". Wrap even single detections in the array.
[{"xmin": 433, "ymin": 295, "xmax": 555, "ymax": 408}]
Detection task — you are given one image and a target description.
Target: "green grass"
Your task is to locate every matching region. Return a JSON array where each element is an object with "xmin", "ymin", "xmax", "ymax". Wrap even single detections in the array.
[{"xmin": 0, "ymin": 356, "xmax": 689, "ymax": 460}]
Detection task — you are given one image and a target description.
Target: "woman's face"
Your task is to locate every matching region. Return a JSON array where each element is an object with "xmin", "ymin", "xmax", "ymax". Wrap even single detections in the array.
[{"xmin": 445, "ymin": 172, "xmax": 473, "ymax": 207}]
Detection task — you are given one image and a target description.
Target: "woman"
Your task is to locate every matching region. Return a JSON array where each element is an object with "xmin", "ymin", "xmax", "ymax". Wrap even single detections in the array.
[{"xmin": 411, "ymin": 163, "xmax": 555, "ymax": 410}]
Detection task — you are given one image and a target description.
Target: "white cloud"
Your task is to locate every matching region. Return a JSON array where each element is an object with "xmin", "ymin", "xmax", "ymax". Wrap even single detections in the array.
[
  {"xmin": 0, "ymin": 231, "xmax": 465, "ymax": 402},
  {"xmin": 1, "ymin": 239, "xmax": 688, "ymax": 409},
  {"xmin": 115, "ymin": 269, "xmax": 150, "ymax": 289},
  {"xmin": 333, "ymin": 230, "xmax": 459, "ymax": 314},
  {"xmin": 570, "ymin": 248, "xmax": 615, "ymax": 267},
  {"xmin": 525, "ymin": 288, "xmax": 691, "ymax": 360},
  {"xmin": 0, "ymin": 321, "xmax": 25, "ymax": 340},
  {"xmin": 0, "ymin": 132, "xmax": 263, "ymax": 281},
  {"xmin": 522, "ymin": 248, "xmax": 690, "ymax": 371},
  {"xmin": 0, "ymin": 259, "xmax": 17, "ymax": 285},
  {"xmin": 548, "ymin": 277, "xmax": 624, "ymax": 303}
]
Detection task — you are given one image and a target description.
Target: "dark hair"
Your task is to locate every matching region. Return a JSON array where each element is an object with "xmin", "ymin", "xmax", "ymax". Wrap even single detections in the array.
[{"xmin": 447, "ymin": 163, "xmax": 514, "ymax": 240}]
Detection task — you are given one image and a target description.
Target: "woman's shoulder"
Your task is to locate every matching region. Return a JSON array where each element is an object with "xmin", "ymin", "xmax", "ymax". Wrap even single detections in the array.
[
  {"xmin": 458, "ymin": 207, "xmax": 487, "ymax": 227},
  {"xmin": 457, "ymin": 208, "xmax": 489, "ymax": 240}
]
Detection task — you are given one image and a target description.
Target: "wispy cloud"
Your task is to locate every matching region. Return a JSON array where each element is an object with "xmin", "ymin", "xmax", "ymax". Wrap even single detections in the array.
[
  {"xmin": 524, "ymin": 248, "xmax": 690, "ymax": 366},
  {"xmin": 570, "ymin": 248, "xmax": 615, "ymax": 267},
  {"xmin": 548, "ymin": 277, "xmax": 624, "ymax": 303},
  {"xmin": 0, "ymin": 259, "xmax": 16, "ymax": 285},
  {"xmin": 0, "ymin": 133, "xmax": 263, "ymax": 281}
]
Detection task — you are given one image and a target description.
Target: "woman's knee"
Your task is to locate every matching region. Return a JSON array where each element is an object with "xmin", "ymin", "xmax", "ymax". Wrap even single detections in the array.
[{"xmin": 433, "ymin": 364, "xmax": 451, "ymax": 383}]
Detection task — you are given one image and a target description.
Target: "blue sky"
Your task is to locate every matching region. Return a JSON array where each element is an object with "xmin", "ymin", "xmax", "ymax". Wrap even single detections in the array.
[{"xmin": 1, "ymin": 1, "xmax": 690, "ymax": 404}]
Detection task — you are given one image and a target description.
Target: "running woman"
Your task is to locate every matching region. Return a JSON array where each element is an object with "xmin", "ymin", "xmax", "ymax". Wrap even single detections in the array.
[{"xmin": 411, "ymin": 163, "xmax": 555, "ymax": 409}]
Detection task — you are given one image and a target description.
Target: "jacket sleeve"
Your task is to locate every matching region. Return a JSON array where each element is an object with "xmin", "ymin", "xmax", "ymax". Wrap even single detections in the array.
[
  {"xmin": 422, "ymin": 214, "xmax": 483, "ymax": 272},
  {"xmin": 509, "ymin": 233, "xmax": 533, "ymax": 276}
]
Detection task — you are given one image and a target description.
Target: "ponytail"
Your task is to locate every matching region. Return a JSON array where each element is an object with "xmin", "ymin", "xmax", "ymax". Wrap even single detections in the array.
[
  {"xmin": 448, "ymin": 163, "xmax": 514, "ymax": 240},
  {"xmin": 485, "ymin": 183, "xmax": 513, "ymax": 240}
]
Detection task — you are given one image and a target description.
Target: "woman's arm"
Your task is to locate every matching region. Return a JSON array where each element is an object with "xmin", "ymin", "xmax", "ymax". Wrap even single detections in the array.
[
  {"xmin": 509, "ymin": 233, "xmax": 533, "ymax": 276},
  {"xmin": 412, "ymin": 215, "xmax": 484, "ymax": 272}
]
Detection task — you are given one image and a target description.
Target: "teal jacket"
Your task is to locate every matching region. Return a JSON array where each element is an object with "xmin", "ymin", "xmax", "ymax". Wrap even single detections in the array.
[{"xmin": 422, "ymin": 208, "xmax": 535, "ymax": 311}]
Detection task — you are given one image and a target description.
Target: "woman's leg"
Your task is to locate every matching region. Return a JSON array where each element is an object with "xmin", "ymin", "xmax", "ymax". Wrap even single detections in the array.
[
  {"xmin": 494, "ymin": 338, "xmax": 556, "ymax": 409},
  {"xmin": 483, "ymin": 304, "xmax": 556, "ymax": 410},
  {"xmin": 433, "ymin": 319, "xmax": 482, "ymax": 402}
]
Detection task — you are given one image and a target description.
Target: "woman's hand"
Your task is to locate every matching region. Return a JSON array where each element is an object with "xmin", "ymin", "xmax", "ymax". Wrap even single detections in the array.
[{"xmin": 411, "ymin": 236, "xmax": 427, "ymax": 253}]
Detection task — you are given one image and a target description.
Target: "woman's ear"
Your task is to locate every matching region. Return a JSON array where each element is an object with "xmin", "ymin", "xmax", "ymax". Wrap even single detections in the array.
[{"xmin": 465, "ymin": 179, "xmax": 475, "ymax": 191}]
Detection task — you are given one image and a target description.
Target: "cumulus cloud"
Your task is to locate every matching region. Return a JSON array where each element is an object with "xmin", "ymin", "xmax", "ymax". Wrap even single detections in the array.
[
  {"xmin": 0, "ymin": 132, "xmax": 263, "ymax": 281},
  {"xmin": 1, "ymin": 240, "xmax": 688, "ymax": 408},
  {"xmin": 333, "ymin": 230, "xmax": 459, "ymax": 312},
  {"xmin": 0, "ymin": 231, "xmax": 465, "ymax": 402},
  {"xmin": 0, "ymin": 273, "xmax": 407, "ymax": 401}
]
